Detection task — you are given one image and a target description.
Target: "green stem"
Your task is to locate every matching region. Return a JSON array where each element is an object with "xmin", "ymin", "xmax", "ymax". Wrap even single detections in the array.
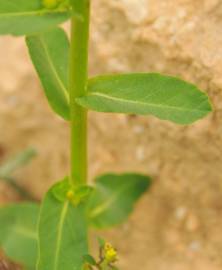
[{"xmin": 69, "ymin": 0, "xmax": 90, "ymax": 187}]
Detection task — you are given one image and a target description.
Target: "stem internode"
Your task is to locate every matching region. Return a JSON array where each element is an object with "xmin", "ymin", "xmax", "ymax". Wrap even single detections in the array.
[{"xmin": 69, "ymin": 0, "xmax": 90, "ymax": 187}]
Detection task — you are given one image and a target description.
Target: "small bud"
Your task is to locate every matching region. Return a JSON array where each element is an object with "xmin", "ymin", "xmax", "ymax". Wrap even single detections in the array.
[
  {"xmin": 66, "ymin": 190, "xmax": 74, "ymax": 200},
  {"xmin": 104, "ymin": 243, "xmax": 118, "ymax": 263},
  {"xmin": 42, "ymin": 0, "xmax": 59, "ymax": 9}
]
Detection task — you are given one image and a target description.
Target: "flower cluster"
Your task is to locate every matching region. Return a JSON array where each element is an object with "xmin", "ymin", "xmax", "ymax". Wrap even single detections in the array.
[{"xmin": 82, "ymin": 240, "xmax": 119, "ymax": 270}]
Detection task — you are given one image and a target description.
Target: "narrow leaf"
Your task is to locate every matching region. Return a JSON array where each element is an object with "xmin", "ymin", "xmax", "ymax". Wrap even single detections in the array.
[
  {"xmin": 37, "ymin": 178, "xmax": 88, "ymax": 270},
  {"xmin": 26, "ymin": 27, "xmax": 70, "ymax": 120},
  {"xmin": 82, "ymin": 254, "xmax": 97, "ymax": 266},
  {"xmin": 0, "ymin": 203, "xmax": 39, "ymax": 269},
  {"xmin": 0, "ymin": 0, "xmax": 70, "ymax": 36},
  {"xmin": 88, "ymin": 173, "xmax": 151, "ymax": 229},
  {"xmin": 76, "ymin": 73, "xmax": 212, "ymax": 124},
  {"xmin": 0, "ymin": 148, "xmax": 36, "ymax": 179}
]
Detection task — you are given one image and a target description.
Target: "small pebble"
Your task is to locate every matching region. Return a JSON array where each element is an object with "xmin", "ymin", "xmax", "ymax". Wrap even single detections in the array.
[
  {"xmin": 133, "ymin": 125, "xmax": 145, "ymax": 134},
  {"xmin": 175, "ymin": 206, "xmax": 188, "ymax": 220},
  {"xmin": 136, "ymin": 146, "xmax": 145, "ymax": 161},
  {"xmin": 188, "ymin": 241, "xmax": 201, "ymax": 252}
]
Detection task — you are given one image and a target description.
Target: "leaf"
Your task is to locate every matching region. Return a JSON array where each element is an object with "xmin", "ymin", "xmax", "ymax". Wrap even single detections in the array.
[
  {"xmin": 76, "ymin": 73, "xmax": 212, "ymax": 125},
  {"xmin": 37, "ymin": 178, "xmax": 88, "ymax": 270},
  {"xmin": 0, "ymin": 148, "xmax": 37, "ymax": 200},
  {"xmin": 83, "ymin": 254, "xmax": 97, "ymax": 266},
  {"xmin": 0, "ymin": 148, "xmax": 36, "ymax": 179},
  {"xmin": 74, "ymin": 186, "xmax": 94, "ymax": 204},
  {"xmin": 0, "ymin": 0, "xmax": 70, "ymax": 36},
  {"xmin": 0, "ymin": 203, "xmax": 39, "ymax": 270},
  {"xmin": 26, "ymin": 27, "xmax": 70, "ymax": 120},
  {"xmin": 88, "ymin": 173, "xmax": 151, "ymax": 229}
]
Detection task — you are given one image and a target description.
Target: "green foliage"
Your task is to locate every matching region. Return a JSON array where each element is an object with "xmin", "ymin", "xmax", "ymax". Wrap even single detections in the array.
[
  {"xmin": 88, "ymin": 173, "xmax": 151, "ymax": 228},
  {"xmin": 37, "ymin": 179, "xmax": 88, "ymax": 270},
  {"xmin": 26, "ymin": 27, "xmax": 70, "ymax": 120},
  {"xmin": 83, "ymin": 254, "xmax": 97, "ymax": 266},
  {"xmin": 0, "ymin": 203, "xmax": 39, "ymax": 270},
  {"xmin": 0, "ymin": 147, "xmax": 36, "ymax": 200},
  {"xmin": 25, "ymin": 27, "xmax": 212, "ymax": 125},
  {"xmin": 76, "ymin": 74, "xmax": 212, "ymax": 124},
  {"xmin": 0, "ymin": 1, "xmax": 214, "ymax": 270},
  {"xmin": 0, "ymin": 148, "xmax": 36, "ymax": 179},
  {"xmin": 0, "ymin": 0, "xmax": 70, "ymax": 36}
]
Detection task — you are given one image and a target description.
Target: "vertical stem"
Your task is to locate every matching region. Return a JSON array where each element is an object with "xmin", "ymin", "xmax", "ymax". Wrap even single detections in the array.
[{"xmin": 69, "ymin": 0, "xmax": 90, "ymax": 187}]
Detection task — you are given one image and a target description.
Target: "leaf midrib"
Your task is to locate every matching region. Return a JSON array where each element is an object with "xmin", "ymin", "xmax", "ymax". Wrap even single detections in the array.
[
  {"xmin": 0, "ymin": 9, "xmax": 63, "ymax": 18},
  {"xmin": 84, "ymin": 91, "xmax": 209, "ymax": 113},
  {"xmin": 39, "ymin": 36, "xmax": 69, "ymax": 103},
  {"xmin": 90, "ymin": 181, "xmax": 141, "ymax": 218},
  {"xmin": 53, "ymin": 201, "xmax": 68, "ymax": 270}
]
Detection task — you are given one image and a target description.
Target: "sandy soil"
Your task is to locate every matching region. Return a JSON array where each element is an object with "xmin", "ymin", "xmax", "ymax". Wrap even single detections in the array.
[{"xmin": 1, "ymin": 0, "xmax": 222, "ymax": 269}]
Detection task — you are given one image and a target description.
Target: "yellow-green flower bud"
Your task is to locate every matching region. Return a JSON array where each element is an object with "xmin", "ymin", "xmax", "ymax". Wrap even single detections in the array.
[
  {"xmin": 42, "ymin": 0, "xmax": 59, "ymax": 9},
  {"xmin": 66, "ymin": 190, "xmax": 74, "ymax": 200},
  {"xmin": 104, "ymin": 243, "xmax": 118, "ymax": 263}
]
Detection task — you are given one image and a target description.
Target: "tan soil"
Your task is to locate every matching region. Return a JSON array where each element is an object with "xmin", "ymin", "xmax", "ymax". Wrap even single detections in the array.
[{"xmin": 1, "ymin": 0, "xmax": 222, "ymax": 269}]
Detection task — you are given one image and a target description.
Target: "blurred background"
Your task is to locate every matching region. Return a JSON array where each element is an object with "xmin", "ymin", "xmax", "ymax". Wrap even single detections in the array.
[{"xmin": 1, "ymin": 0, "xmax": 222, "ymax": 269}]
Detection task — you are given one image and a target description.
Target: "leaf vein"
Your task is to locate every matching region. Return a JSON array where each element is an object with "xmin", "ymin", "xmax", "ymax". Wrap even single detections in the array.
[
  {"xmin": 86, "ymin": 92, "xmax": 209, "ymax": 113},
  {"xmin": 39, "ymin": 36, "xmax": 69, "ymax": 103},
  {"xmin": 54, "ymin": 201, "xmax": 69, "ymax": 270}
]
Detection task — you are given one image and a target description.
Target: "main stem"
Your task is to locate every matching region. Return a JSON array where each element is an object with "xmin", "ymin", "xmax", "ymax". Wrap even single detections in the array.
[{"xmin": 69, "ymin": 0, "xmax": 90, "ymax": 187}]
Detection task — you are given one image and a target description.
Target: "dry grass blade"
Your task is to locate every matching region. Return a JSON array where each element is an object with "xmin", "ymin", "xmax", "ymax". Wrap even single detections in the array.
[{"xmin": 0, "ymin": 253, "xmax": 20, "ymax": 270}]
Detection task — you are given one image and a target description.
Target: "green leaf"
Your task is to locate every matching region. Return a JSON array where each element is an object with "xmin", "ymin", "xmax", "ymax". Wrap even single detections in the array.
[
  {"xmin": 0, "ymin": 203, "xmax": 39, "ymax": 270},
  {"xmin": 83, "ymin": 254, "xmax": 97, "ymax": 266},
  {"xmin": 76, "ymin": 73, "xmax": 212, "ymax": 125},
  {"xmin": 0, "ymin": 0, "xmax": 70, "ymax": 36},
  {"xmin": 0, "ymin": 148, "xmax": 36, "ymax": 179},
  {"xmin": 37, "ymin": 178, "xmax": 88, "ymax": 270},
  {"xmin": 26, "ymin": 27, "xmax": 70, "ymax": 120},
  {"xmin": 0, "ymin": 148, "xmax": 37, "ymax": 200},
  {"xmin": 74, "ymin": 186, "xmax": 94, "ymax": 204},
  {"xmin": 88, "ymin": 173, "xmax": 151, "ymax": 229}
]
